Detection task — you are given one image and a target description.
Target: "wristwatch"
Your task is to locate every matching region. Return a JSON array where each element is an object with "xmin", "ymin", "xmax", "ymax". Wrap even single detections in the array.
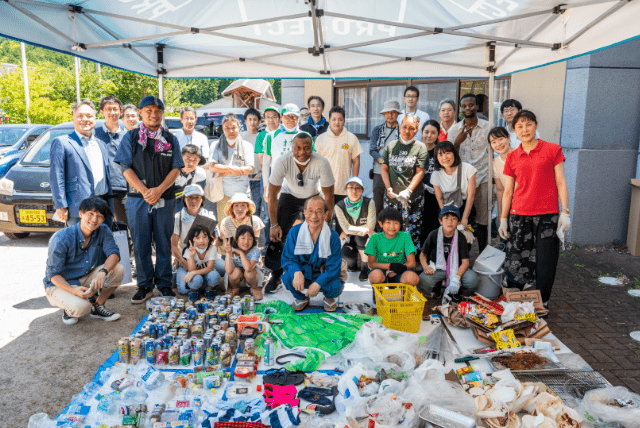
[
  {"xmin": 271, "ymin": 224, "xmax": 279, "ymax": 228},
  {"xmin": 562, "ymin": 208, "xmax": 570, "ymax": 214},
  {"xmin": 99, "ymin": 268, "xmax": 109, "ymax": 276}
]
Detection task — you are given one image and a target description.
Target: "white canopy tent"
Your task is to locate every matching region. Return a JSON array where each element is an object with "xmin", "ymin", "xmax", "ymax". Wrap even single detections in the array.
[{"xmin": 2, "ymin": 0, "xmax": 640, "ymax": 235}]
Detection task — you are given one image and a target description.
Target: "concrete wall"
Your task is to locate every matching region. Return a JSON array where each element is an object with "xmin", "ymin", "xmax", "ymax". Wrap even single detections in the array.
[
  {"xmin": 510, "ymin": 62, "xmax": 566, "ymax": 144},
  {"xmin": 280, "ymin": 79, "xmax": 305, "ymax": 107},
  {"xmin": 561, "ymin": 38, "xmax": 640, "ymax": 244},
  {"xmin": 304, "ymin": 80, "xmax": 334, "ymax": 112}
]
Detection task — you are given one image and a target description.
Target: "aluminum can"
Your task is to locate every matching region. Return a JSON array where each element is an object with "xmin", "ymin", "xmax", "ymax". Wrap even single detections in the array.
[
  {"xmin": 180, "ymin": 342, "xmax": 191, "ymax": 366},
  {"xmin": 264, "ymin": 336, "xmax": 276, "ymax": 366},
  {"xmin": 162, "ymin": 336, "xmax": 174, "ymax": 349},
  {"xmin": 168, "ymin": 328, "xmax": 178, "ymax": 337},
  {"xmin": 169, "ymin": 344, "xmax": 179, "ymax": 366},
  {"xmin": 118, "ymin": 337, "xmax": 130, "ymax": 364},
  {"xmin": 244, "ymin": 338, "xmax": 255, "ymax": 355},
  {"xmin": 148, "ymin": 324, "xmax": 157, "ymax": 339},
  {"xmin": 178, "ymin": 328, "xmax": 189, "ymax": 340},
  {"xmin": 220, "ymin": 320, "xmax": 229, "ymax": 331},
  {"xmin": 231, "ymin": 303, "xmax": 242, "ymax": 316},
  {"xmin": 194, "ymin": 339, "xmax": 205, "ymax": 367},
  {"xmin": 156, "ymin": 349, "xmax": 168, "ymax": 366},
  {"xmin": 144, "ymin": 338, "xmax": 156, "ymax": 364},
  {"xmin": 130, "ymin": 338, "xmax": 142, "ymax": 364},
  {"xmin": 204, "ymin": 347, "xmax": 218, "ymax": 367}
]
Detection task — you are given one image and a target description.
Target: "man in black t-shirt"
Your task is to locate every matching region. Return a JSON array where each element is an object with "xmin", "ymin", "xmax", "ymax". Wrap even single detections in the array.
[{"xmin": 418, "ymin": 205, "xmax": 479, "ymax": 302}]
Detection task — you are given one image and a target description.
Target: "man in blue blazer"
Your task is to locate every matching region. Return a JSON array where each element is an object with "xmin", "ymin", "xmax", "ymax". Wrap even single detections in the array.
[{"xmin": 50, "ymin": 100, "xmax": 112, "ymax": 227}]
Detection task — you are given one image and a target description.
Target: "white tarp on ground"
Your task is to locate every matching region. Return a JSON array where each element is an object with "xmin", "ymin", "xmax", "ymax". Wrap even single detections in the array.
[{"xmin": 1, "ymin": 0, "xmax": 640, "ymax": 79}]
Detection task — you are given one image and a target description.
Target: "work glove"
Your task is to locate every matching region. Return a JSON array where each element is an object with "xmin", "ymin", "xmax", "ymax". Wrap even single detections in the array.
[
  {"xmin": 443, "ymin": 275, "xmax": 461, "ymax": 301},
  {"xmin": 388, "ymin": 263, "xmax": 408, "ymax": 276},
  {"xmin": 498, "ymin": 218, "xmax": 510, "ymax": 240},
  {"xmin": 387, "ymin": 187, "xmax": 399, "ymax": 200},
  {"xmin": 558, "ymin": 212, "xmax": 571, "ymax": 233},
  {"xmin": 398, "ymin": 188, "xmax": 412, "ymax": 201}
]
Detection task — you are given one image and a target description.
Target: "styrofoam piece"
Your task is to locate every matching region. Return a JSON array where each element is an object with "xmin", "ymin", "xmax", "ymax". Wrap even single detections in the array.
[
  {"xmin": 473, "ymin": 245, "xmax": 506, "ymax": 273},
  {"xmin": 598, "ymin": 277, "xmax": 624, "ymax": 286},
  {"xmin": 628, "ymin": 289, "xmax": 640, "ymax": 297},
  {"xmin": 630, "ymin": 331, "xmax": 640, "ymax": 342}
]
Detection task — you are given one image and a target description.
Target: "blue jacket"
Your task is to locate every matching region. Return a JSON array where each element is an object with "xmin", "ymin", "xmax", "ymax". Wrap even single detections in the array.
[
  {"xmin": 50, "ymin": 131, "xmax": 112, "ymax": 219},
  {"xmin": 281, "ymin": 223, "xmax": 343, "ymax": 288}
]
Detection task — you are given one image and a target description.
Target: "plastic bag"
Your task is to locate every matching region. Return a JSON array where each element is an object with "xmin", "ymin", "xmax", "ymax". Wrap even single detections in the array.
[
  {"xmin": 402, "ymin": 375, "xmax": 476, "ymax": 416},
  {"xmin": 415, "ymin": 323, "xmax": 453, "ymax": 366},
  {"xmin": 340, "ymin": 322, "xmax": 419, "ymax": 367},
  {"xmin": 580, "ymin": 387, "xmax": 640, "ymax": 428},
  {"xmin": 285, "ymin": 348, "xmax": 326, "ymax": 372}
]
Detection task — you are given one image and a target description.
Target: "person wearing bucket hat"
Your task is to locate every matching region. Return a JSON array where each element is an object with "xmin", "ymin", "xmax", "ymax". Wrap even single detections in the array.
[
  {"xmin": 220, "ymin": 192, "xmax": 265, "ymax": 243},
  {"xmin": 335, "ymin": 177, "xmax": 376, "ymax": 281},
  {"xmin": 369, "ymin": 100, "xmax": 401, "ymax": 222},
  {"xmin": 419, "ymin": 205, "xmax": 479, "ymax": 309},
  {"xmin": 114, "ymin": 94, "xmax": 184, "ymax": 304}
]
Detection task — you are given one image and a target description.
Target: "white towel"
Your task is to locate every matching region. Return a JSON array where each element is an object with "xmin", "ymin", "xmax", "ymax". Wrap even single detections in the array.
[{"xmin": 294, "ymin": 221, "xmax": 332, "ymax": 259}]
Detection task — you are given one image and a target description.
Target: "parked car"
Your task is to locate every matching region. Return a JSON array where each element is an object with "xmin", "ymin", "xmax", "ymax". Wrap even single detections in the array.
[
  {"xmin": 0, "ymin": 121, "xmax": 107, "ymax": 239},
  {"xmin": 0, "ymin": 124, "xmax": 51, "ymax": 178},
  {"xmin": 165, "ymin": 112, "xmax": 247, "ymax": 145}
]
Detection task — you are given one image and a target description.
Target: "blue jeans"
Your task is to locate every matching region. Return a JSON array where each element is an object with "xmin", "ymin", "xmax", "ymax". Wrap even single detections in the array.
[
  {"xmin": 126, "ymin": 197, "xmax": 176, "ymax": 290},
  {"xmin": 250, "ymin": 180, "xmax": 262, "ymax": 218},
  {"xmin": 282, "ymin": 270, "xmax": 344, "ymax": 301},
  {"xmin": 176, "ymin": 265, "xmax": 222, "ymax": 294},
  {"xmin": 259, "ymin": 177, "xmax": 270, "ymax": 251}
]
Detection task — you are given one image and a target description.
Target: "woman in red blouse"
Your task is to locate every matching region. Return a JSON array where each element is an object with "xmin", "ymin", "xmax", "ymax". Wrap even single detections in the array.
[{"xmin": 498, "ymin": 110, "xmax": 571, "ymax": 307}]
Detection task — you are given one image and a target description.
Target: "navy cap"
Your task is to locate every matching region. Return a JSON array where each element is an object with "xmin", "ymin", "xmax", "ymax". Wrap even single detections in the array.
[
  {"xmin": 138, "ymin": 95, "xmax": 165, "ymax": 111},
  {"xmin": 439, "ymin": 204, "xmax": 460, "ymax": 220}
]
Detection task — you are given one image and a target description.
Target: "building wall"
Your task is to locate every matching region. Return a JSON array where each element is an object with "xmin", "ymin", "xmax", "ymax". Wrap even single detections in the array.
[
  {"xmin": 561, "ymin": 38, "xmax": 640, "ymax": 244},
  {"xmin": 280, "ymin": 79, "xmax": 305, "ymax": 107},
  {"xmin": 304, "ymin": 80, "xmax": 334, "ymax": 112},
  {"xmin": 509, "ymin": 61, "xmax": 566, "ymax": 144}
]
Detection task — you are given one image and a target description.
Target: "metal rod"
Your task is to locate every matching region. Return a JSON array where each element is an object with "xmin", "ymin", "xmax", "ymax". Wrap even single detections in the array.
[
  {"xmin": 201, "ymin": 13, "xmax": 308, "ymax": 31},
  {"xmin": 84, "ymin": 31, "xmax": 191, "ymax": 49},
  {"xmin": 74, "ymin": 56, "xmax": 81, "ymax": 102},
  {"xmin": 445, "ymin": 8, "xmax": 558, "ymax": 31},
  {"xmin": 495, "ymin": 14, "xmax": 560, "ymax": 69},
  {"xmin": 325, "ymin": 31, "xmax": 433, "ymax": 52},
  {"xmin": 487, "ymin": 65, "xmax": 495, "ymax": 241},
  {"xmin": 198, "ymin": 29, "xmax": 307, "ymax": 52},
  {"xmin": 20, "ymin": 42, "xmax": 30, "ymax": 124},
  {"xmin": 7, "ymin": 0, "xmax": 76, "ymax": 45},
  {"xmin": 158, "ymin": 75, "xmax": 164, "ymax": 102},
  {"xmin": 564, "ymin": 1, "xmax": 628, "ymax": 46}
]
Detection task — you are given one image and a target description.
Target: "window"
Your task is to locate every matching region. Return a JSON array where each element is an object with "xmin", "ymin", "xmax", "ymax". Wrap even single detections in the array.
[
  {"xmin": 336, "ymin": 87, "xmax": 366, "ymax": 136},
  {"xmin": 367, "ymin": 85, "xmax": 405, "ymax": 136},
  {"xmin": 414, "ymin": 82, "xmax": 458, "ymax": 122}
]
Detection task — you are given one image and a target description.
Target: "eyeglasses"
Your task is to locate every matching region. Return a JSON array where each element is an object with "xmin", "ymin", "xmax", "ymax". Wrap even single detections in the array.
[
  {"xmin": 404, "ymin": 95, "xmax": 418, "ymax": 99},
  {"xmin": 297, "ymin": 172, "xmax": 304, "ymax": 186},
  {"xmin": 502, "ymin": 107, "xmax": 519, "ymax": 114}
]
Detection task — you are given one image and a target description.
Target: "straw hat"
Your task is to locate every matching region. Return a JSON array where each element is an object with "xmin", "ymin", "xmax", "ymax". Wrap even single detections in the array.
[{"xmin": 224, "ymin": 193, "xmax": 256, "ymax": 217}]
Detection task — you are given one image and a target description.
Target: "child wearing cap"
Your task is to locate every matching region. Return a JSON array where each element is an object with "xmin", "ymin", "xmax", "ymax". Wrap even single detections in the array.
[
  {"xmin": 365, "ymin": 207, "xmax": 420, "ymax": 304},
  {"xmin": 419, "ymin": 205, "xmax": 479, "ymax": 307}
]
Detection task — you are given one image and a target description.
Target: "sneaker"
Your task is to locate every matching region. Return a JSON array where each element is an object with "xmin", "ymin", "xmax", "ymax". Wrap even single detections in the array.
[
  {"xmin": 62, "ymin": 310, "xmax": 78, "ymax": 325},
  {"xmin": 323, "ymin": 297, "xmax": 338, "ymax": 312},
  {"xmin": 359, "ymin": 264, "xmax": 369, "ymax": 281},
  {"xmin": 204, "ymin": 289, "xmax": 217, "ymax": 300},
  {"xmin": 131, "ymin": 287, "xmax": 153, "ymax": 304},
  {"xmin": 160, "ymin": 288, "xmax": 176, "ymax": 297},
  {"xmin": 264, "ymin": 275, "xmax": 281, "ymax": 294},
  {"xmin": 188, "ymin": 291, "xmax": 200, "ymax": 302},
  {"xmin": 90, "ymin": 304, "xmax": 121, "ymax": 321}
]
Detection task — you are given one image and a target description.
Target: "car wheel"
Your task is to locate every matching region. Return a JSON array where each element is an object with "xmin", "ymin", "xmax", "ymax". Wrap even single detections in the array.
[{"xmin": 5, "ymin": 232, "xmax": 30, "ymax": 239}]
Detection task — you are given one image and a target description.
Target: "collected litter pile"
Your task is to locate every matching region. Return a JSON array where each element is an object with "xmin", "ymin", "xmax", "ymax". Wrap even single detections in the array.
[{"xmin": 28, "ymin": 290, "xmax": 640, "ymax": 428}]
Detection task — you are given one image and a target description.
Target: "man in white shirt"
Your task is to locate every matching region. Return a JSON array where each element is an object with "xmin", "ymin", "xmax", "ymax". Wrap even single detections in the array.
[
  {"xmin": 398, "ymin": 86, "xmax": 430, "ymax": 141},
  {"xmin": 174, "ymin": 106, "xmax": 209, "ymax": 160},
  {"xmin": 500, "ymin": 99, "xmax": 540, "ymax": 148}
]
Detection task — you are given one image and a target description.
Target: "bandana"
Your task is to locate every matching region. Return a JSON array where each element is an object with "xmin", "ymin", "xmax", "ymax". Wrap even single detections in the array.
[
  {"xmin": 435, "ymin": 226, "xmax": 459, "ymax": 287},
  {"xmin": 345, "ymin": 197, "xmax": 363, "ymax": 219},
  {"xmin": 181, "ymin": 207, "xmax": 201, "ymax": 223},
  {"xmin": 139, "ymin": 123, "xmax": 170, "ymax": 152}
]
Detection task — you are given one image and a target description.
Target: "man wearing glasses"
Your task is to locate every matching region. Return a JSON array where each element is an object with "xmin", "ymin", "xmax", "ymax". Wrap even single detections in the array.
[
  {"xmin": 398, "ymin": 86, "xmax": 430, "ymax": 141},
  {"xmin": 500, "ymin": 99, "xmax": 540, "ymax": 148},
  {"xmin": 264, "ymin": 133, "xmax": 335, "ymax": 294}
]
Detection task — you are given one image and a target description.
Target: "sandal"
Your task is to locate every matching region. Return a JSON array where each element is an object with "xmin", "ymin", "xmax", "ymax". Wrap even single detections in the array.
[
  {"xmin": 291, "ymin": 298, "xmax": 309, "ymax": 312},
  {"xmin": 323, "ymin": 297, "xmax": 337, "ymax": 312},
  {"xmin": 228, "ymin": 287, "xmax": 240, "ymax": 298},
  {"xmin": 262, "ymin": 368, "xmax": 306, "ymax": 386},
  {"xmin": 250, "ymin": 286, "xmax": 263, "ymax": 300}
]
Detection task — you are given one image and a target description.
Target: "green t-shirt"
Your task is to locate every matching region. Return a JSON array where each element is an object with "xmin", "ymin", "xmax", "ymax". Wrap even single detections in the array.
[
  {"xmin": 381, "ymin": 139, "xmax": 428, "ymax": 196},
  {"xmin": 364, "ymin": 231, "xmax": 416, "ymax": 264},
  {"xmin": 254, "ymin": 130, "xmax": 268, "ymax": 154}
]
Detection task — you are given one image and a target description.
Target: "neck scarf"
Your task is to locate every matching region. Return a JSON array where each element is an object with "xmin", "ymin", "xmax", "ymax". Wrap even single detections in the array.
[
  {"xmin": 181, "ymin": 207, "xmax": 201, "ymax": 223},
  {"xmin": 294, "ymin": 221, "xmax": 332, "ymax": 259},
  {"xmin": 435, "ymin": 226, "xmax": 459, "ymax": 287},
  {"xmin": 400, "ymin": 137, "xmax": 415, "ymax": 145},
  {"xmin": 308, "ymin": 115, "xmax": 326, "ymax": 130},
  {"xmin": 345, "ymin": 197, "xmax": 363, "ymax": 219},
  {"xmin": 139, "ymin": 123, "xmax": 170, "ymax": 152}
]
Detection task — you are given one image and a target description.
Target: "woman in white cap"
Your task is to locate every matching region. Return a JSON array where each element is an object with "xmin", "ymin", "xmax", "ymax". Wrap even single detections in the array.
[
  {"xmin": 220, "ymin": 193, "xmax": 265, "ymax": 243},
  {"xmin": 335, "ymin": 177, "xmax": 376, "ymax": 281}
]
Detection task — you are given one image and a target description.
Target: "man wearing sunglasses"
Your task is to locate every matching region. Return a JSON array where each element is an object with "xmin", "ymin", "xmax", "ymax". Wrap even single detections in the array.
[{"xmin": 264, "ymin": 133, "xmax": 335, "ymax": 294}]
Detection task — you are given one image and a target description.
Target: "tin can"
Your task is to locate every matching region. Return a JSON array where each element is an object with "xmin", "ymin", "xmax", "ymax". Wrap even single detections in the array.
[
  {"xmin": 162, "ymin": 336, "xmax": 173, "ymax": 349},
  {"xmin": 180, "ymin": 342, "xmax": 191, "ymax": 366},
  {"xmin": 156, "ymin": 349, "xmax": 168, "ymax": 366},
  {"xmin": 457, "ymin": 366, "xmax": 476, "ymax": 378},
  {"xmin": 148, "ymin": 324, "xmax": 157, "ymax": 339},
  {"xmin": 191, "ymin": 323, "xmax": 204, "ymax": 339},
  {"xmin": 118, "ymin": 337, "xmax": 130, "ymax": 364},
  {"xmin": 130, "ymin": 338, "xmax": 142, "ymax": 364},
  {"xmin": 144, "ymin": 339, "xmax": 156, "ymax": 364},
  {"xmin": 178, "ymin": 328, "xmax": 189, "ymax": 340},
  {"xmin": 264, "ymin": 337, "xmax": 276, "ymax": 366},
  {"xmin": 194, "ymin": 339, "xmax": 205, "ymax": 367},
  {"xmin": 168, "ymin": 328, "xmax": 178, "ymax": 337},
  {"xmin": 244, "ymin": 338, "xmax": 255, "ymax": 355},
  {"xmin": 204, "ymin": 347, "xmax": 218, "ymax": 367},
  {"xmin": 169, "ymin": 344, "xmax": 179, "ymax": 366},
  {"xmin": 220, "ymin": 320, "xmax": 229, "ymax": 331},
  {"xmin": 218, "ymin": 311, "xmax": 228, "ymax": 322},
  {"xmin": 156, "ymin": 323, "xmax": 165, "ymax": 337}
]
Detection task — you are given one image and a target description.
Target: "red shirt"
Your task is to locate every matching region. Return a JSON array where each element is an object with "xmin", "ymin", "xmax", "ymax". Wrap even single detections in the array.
[
  {"xmin": 438, "ymin": 121, "xmax": 455, "ymax": 142},
  {"xmin": 503, "ymin": 140, "xmax": 565, "ymax": 216}
]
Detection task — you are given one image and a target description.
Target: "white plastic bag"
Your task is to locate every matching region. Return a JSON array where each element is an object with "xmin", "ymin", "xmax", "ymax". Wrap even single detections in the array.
[{"xmin": 580, "ymin": 386, "xmax": 640, "ymax": 428}]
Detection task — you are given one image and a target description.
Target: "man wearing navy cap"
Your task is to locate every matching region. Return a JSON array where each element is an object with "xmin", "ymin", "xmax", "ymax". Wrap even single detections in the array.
[{"xmin": 114, "ymin": 95, "xmax": 185, "ymax": 303}]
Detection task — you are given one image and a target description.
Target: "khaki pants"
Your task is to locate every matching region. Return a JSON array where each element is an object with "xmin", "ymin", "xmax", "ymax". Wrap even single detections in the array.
[{"xmin": 46, "ymin": 264, "xmax": 125, "ymax": 318}]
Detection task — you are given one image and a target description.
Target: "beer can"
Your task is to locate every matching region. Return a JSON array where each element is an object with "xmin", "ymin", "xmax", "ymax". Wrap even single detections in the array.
[
  {"xmin": 156, "ymin": 323, "xmax": 166, "ymax": 337},
  {"xmin": 195, "ymin": 301, "xmax": 204, "ymax": 314},
  {"xmin": 231, "ymin": 304, "xmax": 242, "ymax": 316},
  {"xmin": 148, "ymin": 324, "xmax": 157, "ymax": 339},
  {"xmin": 191, "ymin": 323, "xmax": 204, "ymax": 339},
  {"xmin": 144, "ymin": 339, "xmax": 156, "ymax": 364},
  {"xmin": 218, "ymin": 311, "xmax": 228, "ymax": 322},
  {"xmin": 134, "ymin": 332, "xmax": 144, "ymax": 340},
  {"xmin": 168, "ymin": 328, "xmax": 178, "ymax": 337},
  {"xmin": 220, "ymin": 320, "xmax": 229, "ymax": 331},
  {"xmin": 156, "ymin": 349, "xmax": 168, "ymax": 366},
  {"xmin": 188, "ymin": 308, "xmax": 197, "ymax": 320},
  {"xmin": 130, "ymin": 338, "xmax": 142, "ymax": 365},
  {"xmin": 176, "ymin": 300, "xmax": 185, "ymax": 311},
  {"xmin": 180, "ymin": 342, "xmax": 191, "ymax": 366},
  {"xmin": 204, "ymin": 347, "xmax": 218, "ymax": 367},
  {"xmin": 194, "ymin": 339, "xmax": 205, "ymax": 367},
  {"xmin": 178, "ymin": 328, "xmax": 189, "ymax": 340},
  {"xmin": 211, "ymin": 339, "xmax": 221, "ymax": 352},
  {"xmin": 118, "ymin": 337, "xmax": 130, "ymax": 364},
  {"xmin": 169, "ymin": 345, "xmax": 179, "ymax": 366},
  {"xmin": 244, "ymin": 338, "xmax": 255, "ymax": 356},
  {"xmin": 264, "ymin": 337, "xmax": 276, "ymax": 366},
  {"xmin": 162, "ymin": 336, "xmax": 173, "ymax": 349}
]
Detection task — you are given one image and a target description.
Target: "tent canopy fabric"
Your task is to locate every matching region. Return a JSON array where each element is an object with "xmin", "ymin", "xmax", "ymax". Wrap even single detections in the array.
[{"xmin": 1, "ymin": 0, "xmax": 639, "ymax": 80}]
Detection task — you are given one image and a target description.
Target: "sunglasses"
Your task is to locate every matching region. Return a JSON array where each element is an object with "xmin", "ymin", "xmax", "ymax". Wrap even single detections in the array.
[{"xmin": 297, "ymin": 172, "xmax": 304, "ymax": 186}]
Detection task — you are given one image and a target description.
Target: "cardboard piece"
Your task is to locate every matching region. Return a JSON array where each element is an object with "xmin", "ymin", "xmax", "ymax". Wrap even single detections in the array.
[
  {"xmin": 503, "ymin": 289, "xmax": 545, "ymax": 310},
  {"xmin": 627, "ymin": 179, "xmax": 640, "ymax": 256},
  {"xmin": 524, "ymin": 338, "xmax": 560, "ymax": 350}
]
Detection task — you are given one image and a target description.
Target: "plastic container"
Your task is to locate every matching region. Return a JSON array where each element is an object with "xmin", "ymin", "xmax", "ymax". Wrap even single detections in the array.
[
  {"xmin": 419, "ymin": 404, "xmax": 476, "ymax": 428},
  {"xmin": 372, "ymin": 283, "xmax": 426, "ymax": 333},
  {"xmin": 472, "ymin": 267, "xmax": 504, "ymax": 300}
]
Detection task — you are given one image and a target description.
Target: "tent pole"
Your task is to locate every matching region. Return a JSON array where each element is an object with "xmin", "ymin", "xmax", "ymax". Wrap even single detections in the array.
[
  {"xmin": 487, "ymin": 42, "xmax": 496, "ymax": 244},
  {"xmin": 20, "ymin": 42, "xmax": 30, "ymax": 124},
  {"xmin": 74, "ymin": 56, "xmax": 81, "ymax": 102},
  {"xmin": 158, "ymin": 75, "xmax": 164, "ymax": 102}
]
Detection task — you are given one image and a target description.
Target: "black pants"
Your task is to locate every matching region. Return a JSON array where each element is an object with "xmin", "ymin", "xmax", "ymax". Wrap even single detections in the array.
[
  {"xmin": 342, "ymin": 235, "xmax": 368, "ymax": 270},
  {"xmin": 332, "ymin": 194, "xmax": 347, "ymax": 235},
  {"xmin": 271, "ymin": 193, "xmax": 309, "ymax": 279},
  {"xmin": 420, "ymin": 190, "xmax": 440, "ymax": 246},
  {"xmin": 372, "ymin": 173, "xmax": 386, "ymax": 231},
  {"xmin": 505, "ymin": 213, "xmax": 560, "ymax": 303}
]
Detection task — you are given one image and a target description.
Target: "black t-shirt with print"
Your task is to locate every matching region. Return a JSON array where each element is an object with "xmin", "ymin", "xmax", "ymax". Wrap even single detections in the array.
[{"xmin": 421, "ymin": 229, "xmax": 469, "ymax": 265}]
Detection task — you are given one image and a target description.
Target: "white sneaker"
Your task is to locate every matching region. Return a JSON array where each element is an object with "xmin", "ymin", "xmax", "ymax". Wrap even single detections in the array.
[{"xmin": 62, "ymin": 310, "xmax": 78, "ymax": 325}]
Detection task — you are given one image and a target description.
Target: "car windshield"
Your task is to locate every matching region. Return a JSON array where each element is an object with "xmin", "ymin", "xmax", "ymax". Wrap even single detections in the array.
[
  {"xmin": 20, "ymin": 128, "xmax": 72, "ymax": 166},
  {"xmin": 0, "ymin": 128, "xmax": 28, "ymax": 146}
]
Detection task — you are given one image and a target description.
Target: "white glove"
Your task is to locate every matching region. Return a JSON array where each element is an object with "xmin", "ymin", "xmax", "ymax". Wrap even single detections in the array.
[
  {"xmin": 558, "ymin": 212, "xmax": 571, "ymax": 233},
  {"xmin": 443, "ymin": 275, "xmax": 461, "ymax": 301},
  {"xmin": 398, "ymin": 189, "xmax": 412, "ymax": 200},
  {"xmin": 498, "ymin": 218, "xmax": 510, "ymax": 240},
  {"xmin": 387, "ymin": 187, "xmax": 399, "ymax": 200}
]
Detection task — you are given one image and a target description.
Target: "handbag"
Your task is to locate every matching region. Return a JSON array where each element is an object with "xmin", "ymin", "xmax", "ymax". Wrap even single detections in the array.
[{"xmin": 442, "ymin": 163, "xmax": 464, "ymax": 208}]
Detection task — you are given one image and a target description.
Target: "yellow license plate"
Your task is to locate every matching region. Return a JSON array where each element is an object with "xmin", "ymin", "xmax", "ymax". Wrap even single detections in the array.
[{"xmin": 19, "ymin": 209, "xmax": 47, "ymax": 224}]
